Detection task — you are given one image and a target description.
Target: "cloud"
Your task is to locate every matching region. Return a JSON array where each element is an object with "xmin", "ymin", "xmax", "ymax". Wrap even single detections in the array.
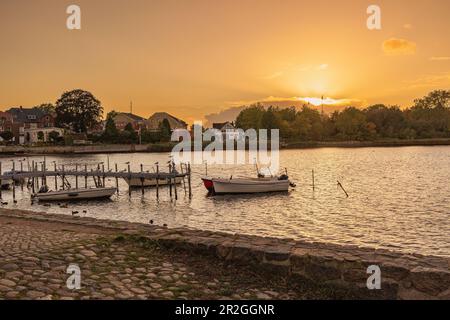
[
  {"xmin": 404, "ymin": 72, "xmax": 450, "ymax": 89},
  {"xmin": 430, "ymin": 56, "xmax": 450, "ymax": 61},
  {"xmin": 204, "ymin": 106, "xmax": 246, "ymax": 126},
  {"xmin": 403, "ymin": 24, "xmax": 413, "ymax": 29},
  {"xmin": 382, "ymin": 38, "xmax": 416, "ymax": 55}
]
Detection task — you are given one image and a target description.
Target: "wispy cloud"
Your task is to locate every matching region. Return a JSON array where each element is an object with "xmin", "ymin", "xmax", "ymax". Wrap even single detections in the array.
[
  {"xmin": 430, "ymin": 56, "xmax": 450, "ymax": 61},
  {"xmin": 404, "ymin": 72, "xmax": 450, "ymax": 89},
  {"xmin": 227, "ymin": 96, "xmax": 365, "ymax": 108},
  {"xmin": 382, "ymin": 38, "xmax": 416, "ymax": 55}
]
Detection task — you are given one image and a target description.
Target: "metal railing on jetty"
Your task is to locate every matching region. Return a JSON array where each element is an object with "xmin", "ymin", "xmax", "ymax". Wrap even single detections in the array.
[{"xmin": 0, "ymin": 158, "xmax": 193, "ymax": 202}]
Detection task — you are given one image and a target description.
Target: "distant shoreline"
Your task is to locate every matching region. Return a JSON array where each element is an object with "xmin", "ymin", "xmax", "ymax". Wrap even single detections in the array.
[{"xmin": 1, "ymin": 138, "xmax": 450, "ymax": 156}]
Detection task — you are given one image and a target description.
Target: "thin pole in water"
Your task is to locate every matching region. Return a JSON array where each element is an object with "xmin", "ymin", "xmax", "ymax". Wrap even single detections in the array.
[
  {"xmin": 188, "ymin": 163, "xmax": 192, "ymax": 199},
  {"xmin": 168, "ymin": 162, "xmax": 173, "ymax": 199},
  {"xmin": 156, "ymin": 162, "xmax": 159, "ymax": 200},
  {"xmin": 181, "ymin": 163, "xmax": 187, "ymax": 195},
  {"xmin": 140, "ymin": 164, "xmax": 144, "ymax": 195},
  {"xmin": 54, "ymin": 162, "xmax": 58, "ymax": 190},
  {"xmin": 102, "ymin": 164, "xmax": 105, "ymax": 187},
  {"xmin": 61, "ymin": 165, "xmax": 65, "ymax": 190},
  {"xmin": 31, "ymin": 160, "xmax": 35, "ymax": 194},
  {"xmin": 337, "ymin": 180, "xmax": 349, "ymax": 198},
  {"xmin": 312, "ymin": 169, "xmax": 315, "ymax": 191},
  {"xmin": 20, "ymin": 160, "xmax": 24, "ymax": 191},
  {"xmin": 173, "ymin": 161, "xmax": 178, "ymax": 200},
  {"xmin": 12, "ymin": 161, "xmax": 16, "ymax": 202},
  {"xmin": 84, "ymin": 164, "xmax": 88, "ymax": 189},
  {"xmin": 75, "ymin": 164, "xmax": 78, "ymax": 189},
  {"xmin": 128, "ymin": 163, "xmax": 131, "ymax": 197},
  {"xmin": 115, "ymin": 163, "xmax": 119, "ymax": 194}
]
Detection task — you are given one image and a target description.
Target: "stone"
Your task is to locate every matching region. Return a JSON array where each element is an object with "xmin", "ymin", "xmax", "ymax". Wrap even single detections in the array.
[
  {"xmin": 2, "ymin": 263, "xmax": 19, "ymax": 271},
  {"xmin": 26, "ymin": 290, "xmax": 46, "ymax": 299},
  {"xmin": 0, "ymin": 279, "xmax": 16, "ymax": 287},
  {"xmin": 101, "ymin": 288, "xmax": 116, "ymax": 295}
]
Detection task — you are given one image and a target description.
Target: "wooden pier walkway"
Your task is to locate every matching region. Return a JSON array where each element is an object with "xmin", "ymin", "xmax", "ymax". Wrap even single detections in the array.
[{"xmin": 0, "ymin": 159, "xmax": 193, "ymax": 201}]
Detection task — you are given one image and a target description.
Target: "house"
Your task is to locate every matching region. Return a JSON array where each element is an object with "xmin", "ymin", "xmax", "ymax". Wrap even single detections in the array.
[
  {"xmin": 112, "ymin": 112, "xmax": 146, "ymax": 131},
  {"xmin": 0, "ymin": 112, "xmax": 14, "ymax": 141},
  {"xmin": 212, "ymin": 121, "xmax": 242, "ymax": 140},
  {"xmin": 23, "ymin": 127, "xmax": 65, "ymax": 144},
  {"xmin": 6, "ymin": 107, "xmax": 60, "ymax": 144},
  {"xmin": 146, "ymin": 112, "xmax": 188, "ymax": 132}
]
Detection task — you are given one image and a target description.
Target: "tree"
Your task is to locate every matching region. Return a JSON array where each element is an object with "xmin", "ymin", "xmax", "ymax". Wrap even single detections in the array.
[
  {"xmin": 235, "ymin": 103, "xmax": 265, "ymax": 130},
  {"xmin": 103, "ymin": 111, "xmax": 119, "ymax": 139},
  {"xmin": 48, "ymin": 131, "xmax": 62, "ymax": 143},
  {"xmin": 413, "ymin": 90, "xmax": 450, "ymax": 109},
  {"xmin": 34, "ymin": 103, "xmax": 55, "ymax": 114},
  {"xmin": 55, "ymin": 89, "xmax": 103, "ymax": 133},
  {"xmin": 37, "ymin": 131, "xmax": 44, "ymax": 141},
  {"xmin": 159, "ymin": 119, "xmax": 171, "ymax": 142},
  {"xmin": 0, "ymin": 131, "xmax": 13, "ymax": 142},
  {"xmin": 123, "ymin": 123, "xmax": 138, "ymax": 143}
]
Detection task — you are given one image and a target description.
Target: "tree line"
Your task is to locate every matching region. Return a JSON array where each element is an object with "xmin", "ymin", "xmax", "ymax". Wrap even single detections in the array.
[{"xmin": 235, "ymin": 90, "xmax": 450, "ymax": 141}]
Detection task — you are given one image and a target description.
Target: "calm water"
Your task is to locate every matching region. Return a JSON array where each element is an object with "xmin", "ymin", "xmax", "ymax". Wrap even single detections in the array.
[{"xmin": 2, "ymin": 147, "xmax": 449, "ymax": 257}]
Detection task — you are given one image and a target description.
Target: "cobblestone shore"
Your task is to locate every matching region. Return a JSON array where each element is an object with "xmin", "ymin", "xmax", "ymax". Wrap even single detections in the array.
[{"xmin": 0, "ymin": 210, "xmax": 342, "ymax": 300}]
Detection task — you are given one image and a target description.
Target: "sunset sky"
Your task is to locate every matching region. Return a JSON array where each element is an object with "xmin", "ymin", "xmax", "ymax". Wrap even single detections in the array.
[{"xmin": 1, "ymin": 0, "xmax": 449, "ymax": 124}]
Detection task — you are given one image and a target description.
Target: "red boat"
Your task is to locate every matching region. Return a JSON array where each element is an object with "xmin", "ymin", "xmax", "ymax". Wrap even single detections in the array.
[{"xmin": 201, "ymin": 177, "xmax": 215, "ymax": 192}]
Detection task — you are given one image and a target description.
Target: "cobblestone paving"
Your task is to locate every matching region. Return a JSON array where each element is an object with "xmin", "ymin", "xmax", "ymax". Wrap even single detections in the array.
[{"xmin": 0, "ymin": 218, "xmax": 320, "ymax": 300}]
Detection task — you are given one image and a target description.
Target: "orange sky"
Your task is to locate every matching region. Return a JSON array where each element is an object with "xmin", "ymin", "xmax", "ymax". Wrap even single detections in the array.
[{"xmin": 0, "ymin": 0, "xmax": 449, "ymax": 124}]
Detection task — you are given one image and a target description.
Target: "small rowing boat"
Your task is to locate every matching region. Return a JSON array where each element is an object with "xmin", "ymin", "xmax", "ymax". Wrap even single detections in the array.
[
  {"xmin": 211, "ymin": 177, "xmax": 290, "ymax": 194},
  {"xmin": 32, "ymin": 187, "xmax": 117, "ymax": 201}
]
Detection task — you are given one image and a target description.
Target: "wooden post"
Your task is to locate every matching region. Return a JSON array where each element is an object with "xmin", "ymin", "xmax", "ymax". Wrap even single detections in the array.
[
  {"xmin": 337, "ymin": 180, "xmax": 349, "ymax": 198},
  {"xmin": 31, "ymin": 161, "xmax": 35, "ymax": 194},
  {"xmin": 102, "ymin": 164, "xmax": 105, "ymax": 187},
  {"xmin": 43, "ymin": 157, "xmax": 47, "ymax": 186},
  {"xmin": 128, "ymin": 163, "xmax": 131, "ymax": 197},
  {"xmin": 12, "ymin": 161, "xmax": 16, "ymax": 202},
  {"xmin": 61, "ymin": 165, "xmax": 65, "ymax": 190},
  {"xmin": 188, "ymin": 163, "xmax": 192, "ymax": 199},
  {"xmin": 75, "ymin": 164, "xmax": 78, "ymax": 189},
  {"xmin": 84, "ymin": 164, "xmax": 88, "ymax": 188},
  {"xmin": 173, "ymin": 161, "xmax": 178, "ymax": 200},
  {"xmin": 312, "ymin": 169, "xmax": 315, "ymax": 191},
  {"xmin": 156, "ymin": 163, "xmax": 159, "ymax": 200},
  {"xmin": 20, "ymin": 161, "xmax": 24, "ymax": 190},
  {"xmin": 181, "ymin": 163, "xmax": 187, "ymax": 195},
  {"xmin": 97, "ymin": 164, "xmax": 101, "ymax": 187},
  {"xmin": 115, "ymin": 163, "xmax": 119, "ymax": 194},
  {"xmin": 54, "ymin": 162, "xmax": 58, "ymax": 190},
  {"xmin": 168, "ymin": 162, "xmax": 173, "ymax": 199},
  {"xmin": 140, "ymin": 164, "xmax": 144, "ymax": 195},
  {"xmin": 35, "ymin": 163, "xmax": 39, "ymax": 190}
]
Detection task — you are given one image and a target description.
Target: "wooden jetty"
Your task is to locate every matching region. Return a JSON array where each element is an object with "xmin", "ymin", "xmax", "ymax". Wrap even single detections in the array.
[{"xmin": 0, "ymin": 159, "xmax": 193, "ymax": 202}]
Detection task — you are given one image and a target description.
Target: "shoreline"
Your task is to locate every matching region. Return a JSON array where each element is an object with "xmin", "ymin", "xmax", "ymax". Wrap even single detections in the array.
[
  {"xmin": 1, "ymin": 208, "xmax": 448, "ymax": 300},
  {"xmin": 1, "ymin": 138, "xmax": 450, "ymax": 155}
]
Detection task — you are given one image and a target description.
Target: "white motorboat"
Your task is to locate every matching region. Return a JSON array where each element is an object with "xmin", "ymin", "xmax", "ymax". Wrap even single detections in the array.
[
  {"xmin": 124, "ymin": 176, "xmax": 183, "ymax": 187},
  {"xmin": 32, "ymin": 187, "xmax": 117, "ymax": 201},
  {"xmin": 211, "ymin": 177, "xmax": 291, "ymax": 194}
]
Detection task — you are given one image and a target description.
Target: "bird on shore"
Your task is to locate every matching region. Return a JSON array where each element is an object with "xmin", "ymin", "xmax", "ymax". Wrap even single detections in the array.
[
  {"xmin": 72, "ymin": 211, "xmax": 79, "ymax": 215},
  {"xmin": 149, "ymin": 219, "xmax": 154, "ymax": 225}
]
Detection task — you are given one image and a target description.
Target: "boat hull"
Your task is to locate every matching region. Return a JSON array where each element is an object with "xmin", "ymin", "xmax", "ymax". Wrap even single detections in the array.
[
  {"xmin": 212, "ymin": 178, "xmax": 290, "ymax": 194},
  {"xmin": 124, "ymin": 177, "xmax": 183, "ymax": 187},
  {"xmin": 33, "ymin": 187, "xmax": 117, "ymax": 201},
  {"xmin": 201, "ymin": 177, "xmax": 214, "ymax": 192}
]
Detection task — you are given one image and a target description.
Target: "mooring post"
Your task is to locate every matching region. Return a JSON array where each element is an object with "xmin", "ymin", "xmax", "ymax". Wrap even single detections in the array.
[
  {"xmin": 19, "ymin": 160, "xmax": 24, "ymax": 191},
  {"xmin": 168, "ymin": 162, "xmax": 173, "ymax": 199},
  {"xmin": 188, "ymin": 163, "xmax": 192, "ymax": 199},
  {"xmin": 43, "ymin": 157, "xmax": 47, "ymax": 186},
  {"xmin": 61, "ymin": 165, "xmax": 65, "ymax": 190},
  {"xmin": 337, "ymin": 180, "xmax": 349, "ymax": 198},
  {"xmin": 31, "ymin": 161, "xmax": 35, "ymax": 194},
  {"xmin": 12, "ymin": 161, "xmax": 16, "ymax": 202},
  {"xmin": 84, "ymin": 164, "xmax": 88, "ymax": 188},
  {"xmin": 54, "ymin": 162, "xmax": 58, "ymax": 190},
  {"xmin": 156, "ymin": 162, "xmax": 160, "ymax": 200},
  {"xmin": 173, "ymin": 161, "xmax": 178, "ymax": 200},
  {"xmin": 140, "ymin": 164, "xmax": 144, "ymax": 195},
  {"xmin": 128, "ymin": 163, "xmax": 131, "ymax": 197},
  {"xmin": 102, "ymin": 164, "xmax": 105, "ymax": 187},
  {"xmin": 35, "ymin": 163, "xmax": 40, "ymax": 190},
  {"xmin": 75, "ymin": 164, "xmax": 78, "ymax": 189},
  {"xmin": 312, "ymin": 169, "xmax": 315, "ymax": 191},
  {"xmin": 115, "ymin": 163, "xmax": 119, "ymax": 194},
  {"xmin": 180, "ymin": 163, "xmax": 187, "ymax": 195}
]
